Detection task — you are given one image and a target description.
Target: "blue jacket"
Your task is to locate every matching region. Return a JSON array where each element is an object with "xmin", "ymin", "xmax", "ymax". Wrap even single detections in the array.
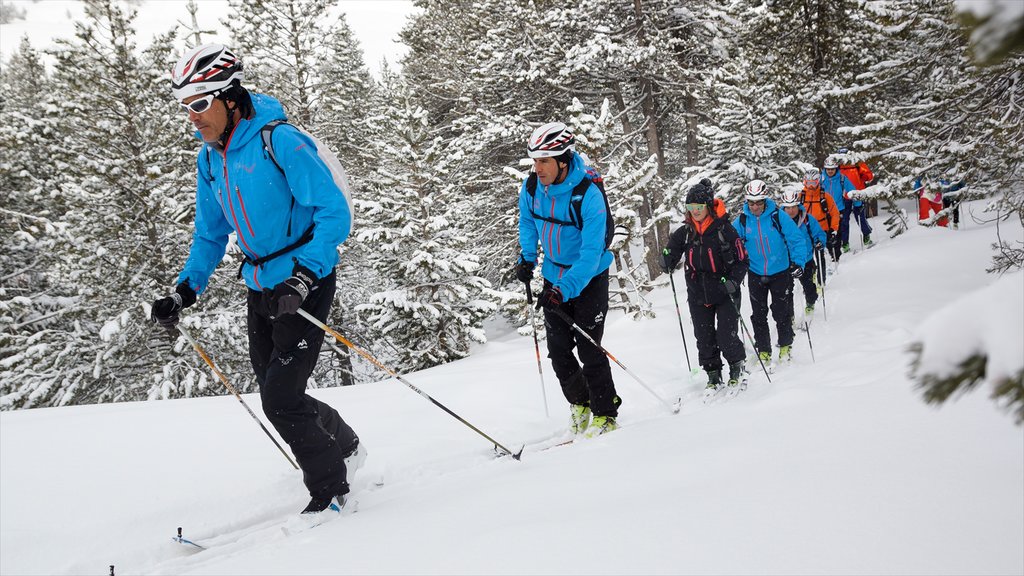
[
  {"xmin": 732, "ymin": 199, "xmax": 811, "ymax": 277},
  {"xmin": 792, "ymin": 206, "xmax": 826, "ymax": 265},
  {"xmin": 518, "ymin": 152, "xmax": 613, "ymax": 300},
  {"xmin": 177, "ymin": 94, "xmax": 352, "ymax": 294},
  {"xmin": 820, "ymin": 170, "xmax": 855, "ymax": 212}
]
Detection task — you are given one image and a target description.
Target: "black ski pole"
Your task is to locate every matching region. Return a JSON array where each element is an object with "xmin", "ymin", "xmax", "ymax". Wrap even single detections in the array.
[
  {"xmin": 816, "ymin": 248, "xmax": 828, "ymax": 321},
  {"xmin": 665, "ymin": 260, "xmax": 693, "ymax": 373},
  {"xmin": 804, "ymin": 321, "xmax": 815, "ymax": 363},
  {"xmin": 177, "ymin": 325, "xmax": 299, "ymax": 470},
  {"xmin": 721, "ymin": 279, "xmax": 772, "ymax": 384},
  {"xmin": 296, "ymin": 309, "xmax": 523, "ymax": 460},
  {"xmin": 524, "ymin": 284, "xmax": 550, "ymax": 418},
  {"xmin": 548, "ymin": 306, "xmax": 680, "ymax": 414}
]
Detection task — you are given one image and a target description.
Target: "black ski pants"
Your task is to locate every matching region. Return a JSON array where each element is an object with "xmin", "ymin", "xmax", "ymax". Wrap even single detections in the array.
[
  {"xmin": 542, "ymin": 270, "xmax": 619, "ymax": 418},
  {"xmin": 797, "ymin": 259, "xmax": 818, "ymax": 308},
  {"xmin": 747, "ymin": 270, "xmax": 795, "ymax": 355},
  {"xmin": 688, "ymin": 297, "xmax": 745, "ymax": 372},
  {"xmin": 247, "ymin": 271, "xmax": 357, "ymax": 501}
]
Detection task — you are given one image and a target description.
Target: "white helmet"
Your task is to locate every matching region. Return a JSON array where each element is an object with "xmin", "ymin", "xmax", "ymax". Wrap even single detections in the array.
[
  {"xmin": 745, "ymin": 179, "xmax": 770, "ymax": 201},
  {"xmin": 527, "ymin": 122, "xmax": 575, "ymax": 158},
  {"xmin": 823, "ymin": 156, "xmax": 839, "ymax": 170},
  {"xmin": 803, "ymin": 169, "xmax": 821, "ymax": 187},
  {"xmin": 171, "ymin": 43, "xmax": 244, "ymax": 101},
  {"xmin": 778, "ymin": 189, "xmax": 802, "ymax": 207}
]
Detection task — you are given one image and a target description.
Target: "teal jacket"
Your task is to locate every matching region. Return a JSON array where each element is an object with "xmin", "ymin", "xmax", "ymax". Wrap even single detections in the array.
[{"xmin": 177, "ymin": 94, "xmax": 352, "ymax": 293}]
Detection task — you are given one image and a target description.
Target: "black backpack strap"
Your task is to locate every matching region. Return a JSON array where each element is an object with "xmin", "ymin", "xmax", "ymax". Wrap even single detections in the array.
[
  {"xmin": 261, "ymin": 120, "xmax": 287, "ymax": 174},
  {"xmin": 526, "ymin": 172, "xmax": 538, "ymax": 197},
  {"xmin": 237, "ymin": 223, "xmax": 316, "ymax": 279}
]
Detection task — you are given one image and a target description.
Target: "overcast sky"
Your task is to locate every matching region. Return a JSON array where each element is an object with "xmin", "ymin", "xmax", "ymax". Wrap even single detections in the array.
[{"xmin": 0, "ymin": 0, "xmax": 416, "ymax": 77}]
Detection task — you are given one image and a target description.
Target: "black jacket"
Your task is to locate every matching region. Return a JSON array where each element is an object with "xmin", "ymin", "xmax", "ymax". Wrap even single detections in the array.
[{"xmin": 664, "ymin": 215, "xmax": 748, "ymax": 305}]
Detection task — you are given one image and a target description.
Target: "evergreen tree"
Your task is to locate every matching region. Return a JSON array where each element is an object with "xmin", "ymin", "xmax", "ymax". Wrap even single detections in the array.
[{"xmin": 357, "ymin": 77, "xmax": 498, "ymax": 371}]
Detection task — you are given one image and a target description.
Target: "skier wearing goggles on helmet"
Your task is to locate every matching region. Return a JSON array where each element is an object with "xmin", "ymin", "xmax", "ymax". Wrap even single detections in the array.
[
  {"xmin": 515, "ymin": 122, "xmax": 621, "ymax": 439},
  {"xmin": 149, "ymin": 43, "xmax": 362, "ymax": 517},
  {"xmin": 801, "ymin": 169, "xmax": 842, "ymax": 262},
  {"xmin": 820, "ymin": 156, "xmax": 857, "ymax": 254},
  {"xmin": 732, "ymin": 180, "xmax": 811, "ymax": 367},
  {"xmin": 834, "ymin": 147, "xmax": 875, "ymax": 248},
  {"xmin": 778, "ymin": 189, "xmax": 826, "ymax": 320}
]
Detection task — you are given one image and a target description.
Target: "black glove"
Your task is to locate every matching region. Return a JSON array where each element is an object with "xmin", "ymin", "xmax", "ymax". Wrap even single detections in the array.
[
  {"xmin": 535, "ymin": 285, "xmax": 563, "ymax": 311},
  {"xmin": 270, "ymin": 263, "xmax": 317, "ymax": 318},
  {"xmin": 790, "ymin": 263, "xmax": 803, "ymax": 279},
  {"xmin": 515, "ymin": 259, "xmax": 535, "ymax": 283},
  {"xmin": 814, "ymin": 240, "xmax": 824, "ymax": 251},
  {"xmin": 660, "ymin": 248, "xmax": 679, "ymax": 273},
  {"xmin": 722, "ymin": 278, "xmax": 738, "ymax": 295},
  {"xmin": 826, "ymin": 232, "xmax": 837, "ymax": 248},
  {"xmin": 151, "ymin": 282, "xmax": 197, "ymax": 330}
]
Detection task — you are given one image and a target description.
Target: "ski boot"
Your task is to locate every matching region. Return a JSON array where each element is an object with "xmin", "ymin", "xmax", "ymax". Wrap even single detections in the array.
[
  {"xmin": 727, "ymin": 361, "xmax": 748, "ymax": 392},
  {"xmin": 585, "ymin": 415, "xmax": 618, "ymax": 438},
  {"xmin": 778, "ymin": 345, "xmax": 792, "ymax": 363},
  {"xmin": 863, "ymin": 234, "xmax": 873, "ymax": 246},
  {"xmin": 842, "ymin": 243, "xmax": 851, "ymax": 253},
  {"xmin": 569, "ymin": 404, "xmax": 591, "ymax": 435},
  {"xmin": 804, "ymin": 304, "xmax": 815, "ymax": 315},
  {"xmin": 302, "ymin": 492, "xmax": 351, "ymax": 515},
  {"xmin": 705, "ymin": 369, "xmax": 724, "ymax": 391}
]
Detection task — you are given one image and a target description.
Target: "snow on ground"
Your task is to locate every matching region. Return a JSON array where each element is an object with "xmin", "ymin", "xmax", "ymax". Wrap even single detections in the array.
[{"xmin": 1, "ymin": 200, "xmax": 1022, "ymax": 575}]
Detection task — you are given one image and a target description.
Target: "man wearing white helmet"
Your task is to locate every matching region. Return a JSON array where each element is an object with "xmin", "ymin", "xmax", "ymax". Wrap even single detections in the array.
[
  {"xmin": 515, "ymin": 122, "xmax": 620, "ymax": 438},
  {"xmin": 778, "ymin": 189, "xmax": 826, "ymax": 318},
  {"xmin": 820, "ymin": 156, "xmax": 857, "ymax": 253},
  {"xmin": 149, "ymin": 44, "xmax": 362, "ymax": 515},
  {"xmin": 732, "ymin": 180, "xmax": 811, "ymax": 366}
]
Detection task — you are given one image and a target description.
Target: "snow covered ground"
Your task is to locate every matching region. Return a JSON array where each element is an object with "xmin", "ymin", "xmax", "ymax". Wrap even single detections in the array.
[{"xmin": 2, "ymin": 200, "xmax": 1022, "ymax": 576}]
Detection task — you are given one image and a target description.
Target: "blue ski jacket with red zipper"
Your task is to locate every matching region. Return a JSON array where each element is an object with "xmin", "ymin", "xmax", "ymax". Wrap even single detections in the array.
[{"xmin": 176, "ymin": 94, "xmax": 351, "ymax": 294}]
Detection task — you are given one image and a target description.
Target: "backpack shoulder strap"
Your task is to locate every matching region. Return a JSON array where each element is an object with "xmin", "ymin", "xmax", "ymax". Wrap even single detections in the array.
[
  {"xmin": 526, "ymin": 172, "xmax": 538, "ymax": 197},
  {"xmin": 261, "ymin": 120, "xmax": 287, "ymax": 174},
  {"xmin": 739, "ymin": 212, "xmax": 747, "ymax": 228},
  {"xmin": 568, "ymin": 176, "xmax": 595, "ymax": 229}
]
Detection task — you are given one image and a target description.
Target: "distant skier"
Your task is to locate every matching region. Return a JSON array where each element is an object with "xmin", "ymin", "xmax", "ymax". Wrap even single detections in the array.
[
  {"xmin": 801, "ymin": 169, "xmax": 842, "ymax": 263},
  {"xmin": 836, "ymin": 147, "xmax": 875, "ymax": 246},
  {"xmin": 149, "ymin": 44, "xmax": 363, "ymax": 515},
  {"xmin": 515, "ymin": 122, "xmax": 621, "ymax": 438},
  {"xmin": 820, "ymin": 156, "xmax": 857, "ymax": 254},
  {"xmin": 915, "ymin": 176, "xmax": 947, "ymax": 226},
  {"xmin": 732, "ymin": 180, "xmax": 811, "ymax": 365},
  {"xmin": 661, "ymin": 180, "xmax": 750, "ymax": 390},
  {"xmin": 940, "ymin": 178, "xmax": 966, "ymax": 229},
  {"xmin": 778, "ymin": 189, "xmax": 826, "ymax": 317}
]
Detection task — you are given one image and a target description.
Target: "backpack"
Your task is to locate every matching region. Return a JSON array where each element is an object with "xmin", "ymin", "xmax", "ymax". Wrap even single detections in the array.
[
  {"xmin": 261, "ymin": 120, "xmax": 355, "ymax": 221},
  {"xmin": 525, "ymin": 169, "xmax": 615, "ymax": 250}
]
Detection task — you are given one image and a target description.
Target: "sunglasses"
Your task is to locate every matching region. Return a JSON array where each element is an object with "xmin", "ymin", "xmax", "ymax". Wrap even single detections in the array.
[
  {"xmin": 180, "ymin": 94, "xmax": 216, "ymax": 114},
  {"xmin": 685, "ymin": 203, "xmax": 707, "ymax": 211},
  {"xmin": 748, "ymin": 200, "xmax": 766, "ymax": 206}
]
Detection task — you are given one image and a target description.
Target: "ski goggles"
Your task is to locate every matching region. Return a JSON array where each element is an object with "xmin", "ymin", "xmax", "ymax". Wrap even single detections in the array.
[
  {"xmin": 180, "ymin": 94, "xmax": 216, "ymax": 114},
  {"xmin": 685, "ymin": 203, "xmax": 708, "ymax": 211}
]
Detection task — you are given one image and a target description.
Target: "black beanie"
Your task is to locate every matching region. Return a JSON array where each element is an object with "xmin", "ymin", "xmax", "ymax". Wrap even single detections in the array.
[{"xmin": 686, "ymin": 182, "xmax": 714, "ymax": 206}]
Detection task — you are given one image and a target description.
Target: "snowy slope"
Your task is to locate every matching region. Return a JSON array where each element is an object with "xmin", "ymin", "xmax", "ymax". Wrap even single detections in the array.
[{"xmin": 1, "ymin": 201, "xmax": 1022, "ymax": 576}]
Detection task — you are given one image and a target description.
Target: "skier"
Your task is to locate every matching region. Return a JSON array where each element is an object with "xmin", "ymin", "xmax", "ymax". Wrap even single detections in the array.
[
  {"xmin": 149, "ymin": 44, "xmax": 363, "ymax": 515},
  {"xmin": 940, "ymin": 178, "xmax": 966, "ymax": 229},
  {"xmin": 801, "ymin": 169, "xmax": 842, "ymax": 263},
  {"xmin": 514, "ymin": 122, "xmax": 621, "ymax": 438},
  {"xmin": 820, "ymin": 156, "xmax": 857, "ymax": 253},
  {"xmin": 660, "ymin": 181, "xmax": 750, "ymax": 390},
  {"xmin": 914, "ymin": 176, "xmax": 947, "ymax": 226},
  {"xmin": 778, "ymin": 189, "xmax": 826, "ymax": 317},
  {"xmin": 732, "ymin": 180, "xmax": 811, "ymax": 365},
  {"xmin": 836, "ymin": 147, "xmax": 875, "ymax": 246}
]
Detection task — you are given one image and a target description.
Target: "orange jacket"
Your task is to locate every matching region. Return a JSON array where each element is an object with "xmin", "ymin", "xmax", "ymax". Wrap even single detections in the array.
[
  {"xmin": 802, "ymin": 185, "xmax": 841, "ymax": 233},
  {"xmin": 840, "ymin": 162, "xmax": 874, "ymax": 190}
]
